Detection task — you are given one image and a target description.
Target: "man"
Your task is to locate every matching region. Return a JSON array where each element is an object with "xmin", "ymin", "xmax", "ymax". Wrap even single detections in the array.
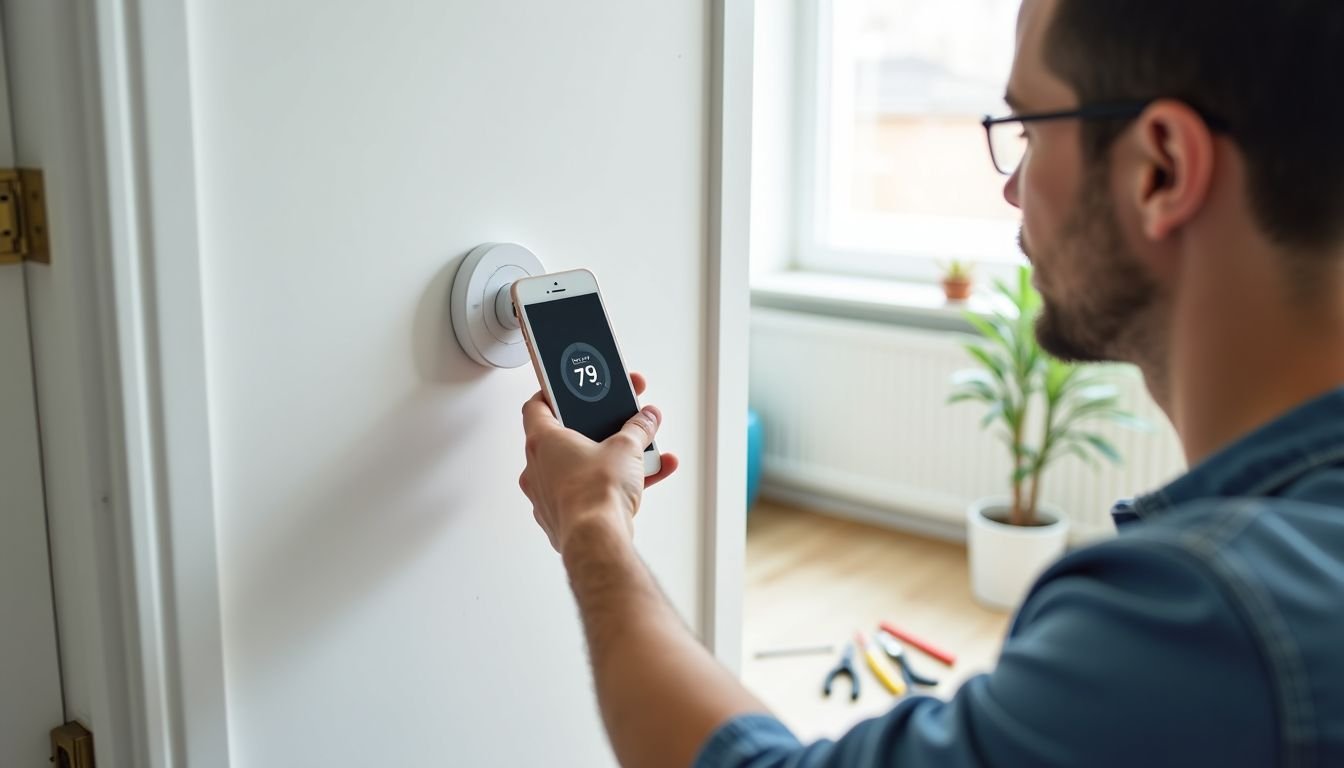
[{"xmin": 518, "ymin": 0, "xmax": 1344, "ymax": 765}]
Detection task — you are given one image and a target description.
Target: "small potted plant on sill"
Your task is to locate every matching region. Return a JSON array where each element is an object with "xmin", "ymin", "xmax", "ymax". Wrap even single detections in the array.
[
  {"xmin": 940, "ymin": 260, "xmax": 974, "ymax": 302},
  {"xmin": 949, "ymin": 266, "xmax": 1144, "ymax": 610}
]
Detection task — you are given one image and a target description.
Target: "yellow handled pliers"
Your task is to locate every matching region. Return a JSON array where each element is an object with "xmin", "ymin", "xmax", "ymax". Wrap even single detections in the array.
[{"xmin": 856, "ymin": 631, "xmax": 906, "ymax": 696}]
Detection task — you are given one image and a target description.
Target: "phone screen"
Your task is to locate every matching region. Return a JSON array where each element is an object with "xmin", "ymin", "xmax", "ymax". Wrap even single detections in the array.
[{"xmin": 523, "ymin": 292, "xmax": 650, "ymax": 449}]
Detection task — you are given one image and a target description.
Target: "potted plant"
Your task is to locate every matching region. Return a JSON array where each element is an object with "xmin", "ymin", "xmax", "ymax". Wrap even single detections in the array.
[
  {"xmin": 940, "ymin": 260, "xmax": 974, "ymax": 302},
  {"xmin": 949, "ymin": 266, "xmax": 1143, "ymax": 610}
]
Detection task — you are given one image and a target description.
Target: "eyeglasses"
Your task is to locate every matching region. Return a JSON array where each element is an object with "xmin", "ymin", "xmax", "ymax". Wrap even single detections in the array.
[
  {"xmin": 981, "ymin": 101, "xmax": 1154, "ymax": 176},
  {"xmin": 981, "ymin": 101, "xmax": 1233, "ymax": 176}
]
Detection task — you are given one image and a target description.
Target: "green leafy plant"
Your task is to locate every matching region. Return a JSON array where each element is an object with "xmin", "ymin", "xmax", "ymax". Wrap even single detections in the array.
[{"xmin": 949, "ymin": 266, "xmax": 1145, "ymax": 527}]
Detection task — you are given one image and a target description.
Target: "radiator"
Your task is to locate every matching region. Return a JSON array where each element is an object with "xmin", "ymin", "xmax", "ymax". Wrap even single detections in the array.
[{"xmin": 749, "ymin": 308, "xmax": 1188, "ymax": 543}]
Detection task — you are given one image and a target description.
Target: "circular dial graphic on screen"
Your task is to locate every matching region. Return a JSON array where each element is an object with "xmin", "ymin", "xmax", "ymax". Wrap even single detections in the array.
[{"xmin": 559, "ymin": 342, "xmax": 613, "ymax": 403}]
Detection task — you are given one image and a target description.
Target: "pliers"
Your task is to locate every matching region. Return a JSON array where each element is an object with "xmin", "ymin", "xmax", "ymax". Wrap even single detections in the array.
[
  {"xmin": 822, "ymin": 642, "xmax": 860, "ymax": 700},
  {"xmin": 856, "ymin": 631, "xmax": 906, "ymax": 696},
  {"xmin": 875, "ymin": 631, "xmax": 940, "ymax": 690}
]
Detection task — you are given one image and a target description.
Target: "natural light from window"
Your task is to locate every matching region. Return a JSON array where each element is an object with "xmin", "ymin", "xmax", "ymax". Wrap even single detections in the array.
[{"xmin": 807, "ymin": 0, "xmax": 1025, "ymax": 281}]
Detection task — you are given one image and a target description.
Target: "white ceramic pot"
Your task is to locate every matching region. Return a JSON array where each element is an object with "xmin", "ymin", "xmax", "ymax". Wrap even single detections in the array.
[{"xmin": 967, "ymin": 497, "xmax": 1070, "ymax": 612}]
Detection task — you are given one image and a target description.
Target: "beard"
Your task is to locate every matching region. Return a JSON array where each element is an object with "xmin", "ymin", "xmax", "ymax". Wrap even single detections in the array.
[{"xmin": 1025, "ymin": 170, "xmax": 1160, "ymax": 364}]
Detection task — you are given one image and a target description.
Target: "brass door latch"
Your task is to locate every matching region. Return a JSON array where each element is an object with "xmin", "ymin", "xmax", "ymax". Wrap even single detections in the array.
[
  {"xmin": 50, "ymin": 721, "xmax": 95, "ymax": 768},
  {"xmin": 0, "ymin": 168, "xmax": 49, "ymax": 265}
]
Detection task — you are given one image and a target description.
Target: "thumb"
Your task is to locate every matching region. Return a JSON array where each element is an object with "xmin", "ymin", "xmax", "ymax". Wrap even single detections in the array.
[{"xmin": 610, "ymin": 406, "xmax": 660, "ymax": 452}]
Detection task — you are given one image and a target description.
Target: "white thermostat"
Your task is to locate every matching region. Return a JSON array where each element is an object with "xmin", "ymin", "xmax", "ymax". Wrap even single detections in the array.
[{"xmin": 450, "ymin": 243, "xmax": 546, "ymax": 368}]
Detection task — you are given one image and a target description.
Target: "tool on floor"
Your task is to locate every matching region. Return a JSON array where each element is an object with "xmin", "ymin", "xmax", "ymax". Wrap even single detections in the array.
[
  {"xmin": 879, "ymin": 621, "xmax": 957, "ymax": 667},
  {"xmin": 856, "ymin": 632, "xmax": 906, "ymax": 696},
  {"xmin": 875, "ymin": 631, "xmax": 940, "ymax": 689},
  {"xmin": 822, "ymin": 643, "xmax": 860, "ymax": 701},
  {"xmin": 755, "ymin": 644, "xmax": 836, "ymax": 660}
]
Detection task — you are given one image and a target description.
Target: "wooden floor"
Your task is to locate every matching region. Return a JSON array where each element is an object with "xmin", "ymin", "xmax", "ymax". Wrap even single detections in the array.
[{"xmin": 741, "ymin": 501, "xmax": 1011, "ymax": 742}]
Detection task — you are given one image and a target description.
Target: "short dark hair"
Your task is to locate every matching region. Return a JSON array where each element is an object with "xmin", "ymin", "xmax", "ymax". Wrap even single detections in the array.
[{"xmin": 1045, "ymin": 1, "xmax": 1344, "ymax": 249}]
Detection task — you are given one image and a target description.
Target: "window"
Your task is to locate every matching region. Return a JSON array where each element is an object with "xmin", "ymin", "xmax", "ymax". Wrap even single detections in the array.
[{"xmin": 799, "ymin": 0, "xmax": 1025, "ymax": 283}]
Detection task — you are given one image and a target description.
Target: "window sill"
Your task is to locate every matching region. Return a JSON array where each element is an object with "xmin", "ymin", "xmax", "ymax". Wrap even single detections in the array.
[{"xmin": 750, "ymin": 271, "xmax": 995, "ymax": 334}]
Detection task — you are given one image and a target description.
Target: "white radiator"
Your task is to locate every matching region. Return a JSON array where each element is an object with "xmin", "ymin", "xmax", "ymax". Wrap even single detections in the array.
[{"xmin": 749, "ymin": 308, "xmax": 1188, "ymax": 543}]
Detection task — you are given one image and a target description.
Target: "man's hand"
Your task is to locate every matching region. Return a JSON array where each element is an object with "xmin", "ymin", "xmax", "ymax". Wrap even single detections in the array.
[{"xmin": 519, "ymin": 372, "xmax": 681, "ymax": 554}]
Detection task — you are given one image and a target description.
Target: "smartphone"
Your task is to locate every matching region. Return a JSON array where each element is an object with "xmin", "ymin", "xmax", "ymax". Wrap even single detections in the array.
[{"xmin": 512, "ymin": 269, "xmax": 662, "ymax": 477}]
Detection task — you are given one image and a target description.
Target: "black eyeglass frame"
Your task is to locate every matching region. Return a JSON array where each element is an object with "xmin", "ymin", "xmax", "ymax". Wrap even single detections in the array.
[{"xmin": 980, "ymin": 100, "xmax": 1232, "ymax": 175}]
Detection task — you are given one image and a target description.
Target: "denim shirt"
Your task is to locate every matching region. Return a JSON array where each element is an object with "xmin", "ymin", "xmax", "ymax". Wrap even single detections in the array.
[{"xmin": 696, "ymin": 388, "xmax": 1344, "ymax": 768}]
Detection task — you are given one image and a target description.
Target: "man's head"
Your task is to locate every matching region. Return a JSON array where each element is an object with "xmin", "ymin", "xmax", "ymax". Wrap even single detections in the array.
[{"xmin": 1003, "ymin": 0, "xmax": 1344, "ymax": 364}]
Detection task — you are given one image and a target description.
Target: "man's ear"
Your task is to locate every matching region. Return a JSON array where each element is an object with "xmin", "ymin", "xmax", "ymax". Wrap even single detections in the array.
[{"xmin": 1128, "ymin": 99, "xmax": 1216, "ymax": 242}]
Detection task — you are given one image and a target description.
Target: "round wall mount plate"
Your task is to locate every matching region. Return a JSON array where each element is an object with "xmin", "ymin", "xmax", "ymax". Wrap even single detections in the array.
[{"xmin": 450, "ymin": 243, "xmax": 545, "ymax": 368}]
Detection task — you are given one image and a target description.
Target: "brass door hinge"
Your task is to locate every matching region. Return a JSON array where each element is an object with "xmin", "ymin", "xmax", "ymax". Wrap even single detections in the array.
[
  {"xmin": 50, "ymin": 721, "xmax": 95, "ymax": 767},
  {"xmin": 0, "ymin": 168, "xmax": 50, "ymax": 265}
]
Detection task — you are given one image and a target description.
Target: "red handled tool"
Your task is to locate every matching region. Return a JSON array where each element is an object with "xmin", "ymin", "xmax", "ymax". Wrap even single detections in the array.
[{"xmin": 879, "ymin": 621, "xmax": 956, "ymax": 667}]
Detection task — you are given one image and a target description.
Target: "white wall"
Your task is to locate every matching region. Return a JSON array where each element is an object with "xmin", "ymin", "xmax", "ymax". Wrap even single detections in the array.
[
  {"xmin": 186, "ymin": 1, "xmax": 709, "ymax": 765},
  {"xmin": 3, "ymin": 2, "xmax": 136, "ymax": 765},
  {"xmin": 0, "ymin": 12, "xmax": 64, "ymax": 762}
]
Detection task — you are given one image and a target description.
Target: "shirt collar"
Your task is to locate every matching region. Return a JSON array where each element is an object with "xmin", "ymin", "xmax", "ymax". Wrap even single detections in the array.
[{"xmin": 1114, "ymin": 387, "xmax": 1344, "ymax": 527}]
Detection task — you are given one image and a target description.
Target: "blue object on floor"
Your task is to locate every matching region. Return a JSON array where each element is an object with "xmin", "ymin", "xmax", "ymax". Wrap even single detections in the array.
[{"xmin": 747, "ymin": 408, "xmax": 764, "ymax": 511}]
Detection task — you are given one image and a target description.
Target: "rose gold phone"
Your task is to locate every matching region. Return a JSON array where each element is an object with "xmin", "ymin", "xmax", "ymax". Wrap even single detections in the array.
[{"xmin": 512, "ymin": 269, "xmax": 661, "ymax": 477}]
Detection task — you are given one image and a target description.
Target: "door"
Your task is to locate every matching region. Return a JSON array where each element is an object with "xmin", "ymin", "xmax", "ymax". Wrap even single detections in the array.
[
  {"xmin": 0, "ymin": 10, "xmax": 65, "ymax": 765},
  {"xmin": 188, "ymin": 1, "xmax": 712, "ymax": 765}
]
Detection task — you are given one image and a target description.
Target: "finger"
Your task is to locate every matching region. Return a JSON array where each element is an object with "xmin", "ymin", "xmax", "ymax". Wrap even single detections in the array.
[
  {"xmin": 522, "ymin": 392, "xmax": 560, "ymax": 437},
  {"xmin": 630, "ymin": 372, "xmax": 647, "ymax": 396},
  {"xmin": 644, "ymin": 452, "xmax": 680, "ymax": 489},
  {"xmin": 608, "ymin": 405, "xmax": 661, "ymax": 453}
]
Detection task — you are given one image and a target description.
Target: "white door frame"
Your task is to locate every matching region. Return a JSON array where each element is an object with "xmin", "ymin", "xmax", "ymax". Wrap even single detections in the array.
[
  {"xmin": 75, "ymin": 0, "xmax": 756, "ymax": 765},
  {"xmin": 81, "ymin": 0, "xmax": 228, "ymax": 766},
  {"xmin": 703, "ymin": 0, "xmax": 755, "ymax": 667}
]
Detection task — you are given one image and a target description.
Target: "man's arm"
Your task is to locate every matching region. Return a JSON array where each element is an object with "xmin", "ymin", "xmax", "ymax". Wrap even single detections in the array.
[
  {"xmin": 563, "ymin": 515, "xmax": 768, "ymax": 768},
  {"xmin": 519, "ymin": 382, "xmax": 1276, "ymax": 768},
  {"xmin": 517, "ymin": 376, "xmax": 767, "ymax": 767}
]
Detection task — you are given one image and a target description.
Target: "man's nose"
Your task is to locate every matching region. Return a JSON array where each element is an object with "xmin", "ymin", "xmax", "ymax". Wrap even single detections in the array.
[{"xmin": 1003, "ymin": 167, "xmax": 1022, "ymax": 209}]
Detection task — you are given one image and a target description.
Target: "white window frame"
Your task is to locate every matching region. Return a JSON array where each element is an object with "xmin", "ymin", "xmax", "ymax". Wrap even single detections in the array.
[{"xmin": 793, "ymin": 0, "xmax": 1024, "ymax": 286}]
